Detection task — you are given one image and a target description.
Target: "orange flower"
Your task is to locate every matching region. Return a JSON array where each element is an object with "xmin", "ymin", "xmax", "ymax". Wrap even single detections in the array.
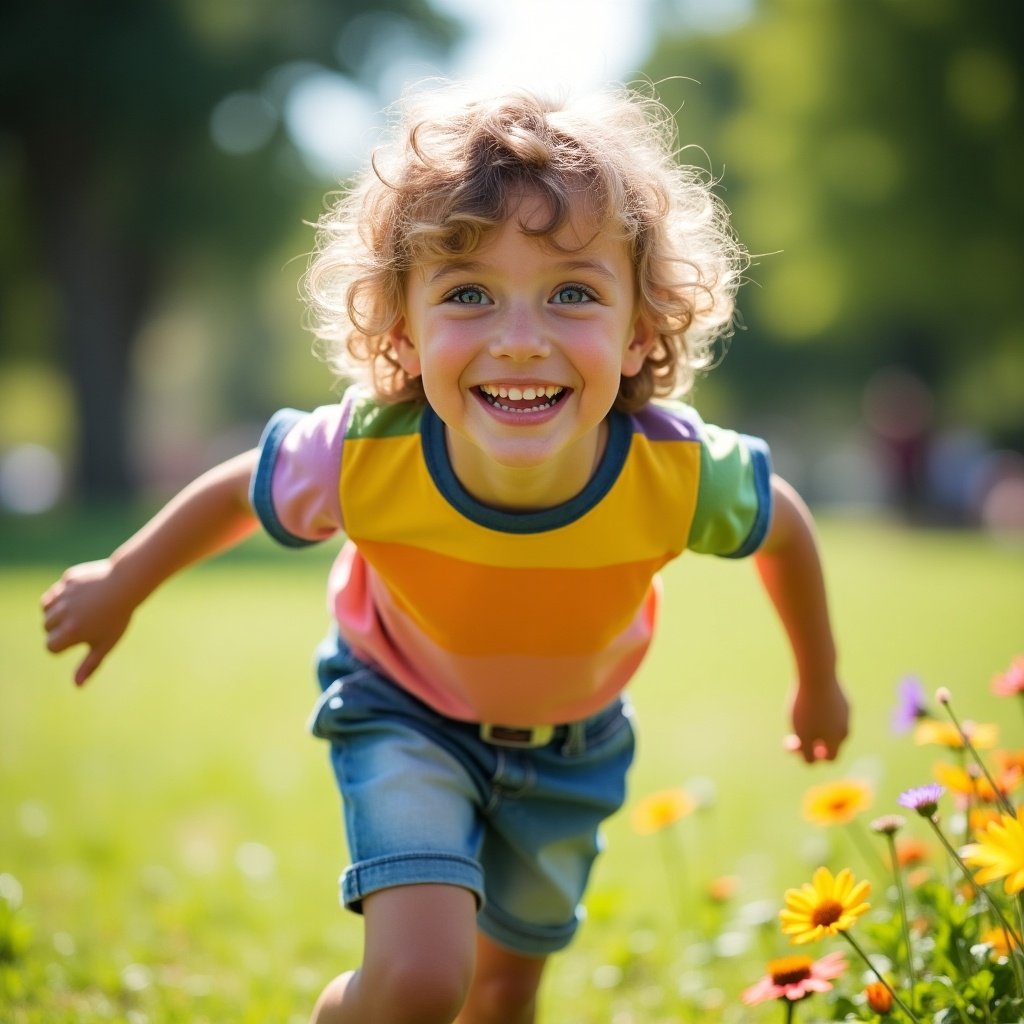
[
  {"xmin": 894, "ymin": 837, "xmax": 930, "ymax": 869},
  {"xmin": 981, "ymin": 925, "xmax": 1022, "ymax": 958},
  {"xmin": 629, "ymin": 787, "xmax": 696, "ymax": 835},
  {"xmin": 801, "ymin": 779, "xmax": 873, "ymax": 826},
  {"xmin": 864, "ymin": 980, "xmax": 893, "ymax": 1014},
  {"xmin": 996, "ymin": 749, "xmax": 1024, "ymax": 774},
  {"xmin": 914, "ymin": 719, "xmax": 998, "ymax": 749},
  {"xmin": 970, "ymin": 807, "xmax": 1004, "ymax": 833},
  {"xmin": 706, "ymin": 875, "xmax": 737, "ymax": 903}
]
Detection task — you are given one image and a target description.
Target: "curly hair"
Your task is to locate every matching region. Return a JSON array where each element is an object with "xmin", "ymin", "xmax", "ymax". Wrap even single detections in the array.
[{"xmin": 303, "ymin": 80, "xmax": 748, "ymax": 411}]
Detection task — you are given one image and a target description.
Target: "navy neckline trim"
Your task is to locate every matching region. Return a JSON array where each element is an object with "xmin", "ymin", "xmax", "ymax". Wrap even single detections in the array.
[{"xmin": 420, "ymin": 405, "xmax": 632, "ymax": 534}]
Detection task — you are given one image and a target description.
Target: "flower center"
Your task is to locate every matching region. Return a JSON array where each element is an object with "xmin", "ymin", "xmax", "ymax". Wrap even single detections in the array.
[
  {"xmin": 768, "ymin": 955, "xmax": 812, "ymax": 986},
  {"xmin": 811, "ymin": 899, "xmax": 844, "ymax": 927}
]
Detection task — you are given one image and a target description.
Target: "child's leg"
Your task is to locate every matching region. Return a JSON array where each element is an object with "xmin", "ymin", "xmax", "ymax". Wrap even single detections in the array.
[
  {"xmin": 311, "ymin": 883, "xmax": 478, "ymax": 1024},
  {"xmin": 455, "ymin": 932, "xmax": 547, "ymax": 1024}
]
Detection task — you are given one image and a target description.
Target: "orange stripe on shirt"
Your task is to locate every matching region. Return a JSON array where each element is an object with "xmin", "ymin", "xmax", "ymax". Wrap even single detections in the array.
[{"xmin": 355, "ymin": 538, "xmax": 669, "ymax": 657}]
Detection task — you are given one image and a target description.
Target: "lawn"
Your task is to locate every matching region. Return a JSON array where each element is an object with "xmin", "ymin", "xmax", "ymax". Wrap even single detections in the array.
[{"xmin": 1, "ymin": 513, "xmax": 1021, "ymax": 1022}]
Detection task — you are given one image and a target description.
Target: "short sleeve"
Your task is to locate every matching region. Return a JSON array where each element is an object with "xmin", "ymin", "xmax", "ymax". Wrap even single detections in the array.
[
  {"xmin": 687, "ymin": 425, "xmax": 773, "ymax": 558},
  {"xmin": 249, "ymin": 402, "xmax": 350, "ymax": 547}
]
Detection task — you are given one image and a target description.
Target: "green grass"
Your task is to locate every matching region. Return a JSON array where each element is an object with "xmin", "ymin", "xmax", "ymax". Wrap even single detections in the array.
[{"xmin": 2, "ymin": 515, "xmax": 1021, "ymax": 1022}]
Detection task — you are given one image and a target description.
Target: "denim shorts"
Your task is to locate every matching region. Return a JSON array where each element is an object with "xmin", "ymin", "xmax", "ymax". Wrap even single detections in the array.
[{"xmin": 309, "ymin": 632, "xmax": 637, "ymax": 956}]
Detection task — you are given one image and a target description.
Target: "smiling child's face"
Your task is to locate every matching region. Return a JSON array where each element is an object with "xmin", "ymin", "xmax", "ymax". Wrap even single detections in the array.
[{"xmin": 389, "ymin": 194, "xmax": 654, "ymax": 509}]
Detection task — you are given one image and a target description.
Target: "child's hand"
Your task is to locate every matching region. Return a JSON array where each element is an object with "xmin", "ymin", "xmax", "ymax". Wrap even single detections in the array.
[
  {"xmin": 41, "ymin": 559, "xmax": 134, "ymax": 686},
  {"xmin": 784, "ymin": 676, "xmax": 850, "ymax": 764}
]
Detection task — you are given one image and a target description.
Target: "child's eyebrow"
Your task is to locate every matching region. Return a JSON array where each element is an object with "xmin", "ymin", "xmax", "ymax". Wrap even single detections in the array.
[
  {"xmin": 427, "ymin": 257, "xmax": 618, "ymax": 284},
  {"xmin": 428, "ymin": 260, "xmax": 486, "ymax": 283},
  {"xmin": 556, "ymin": 259, "xmax": 618, "ymax": 283}
]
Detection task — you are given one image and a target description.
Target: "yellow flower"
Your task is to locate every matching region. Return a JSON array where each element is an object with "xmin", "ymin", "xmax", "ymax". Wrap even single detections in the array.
[
  {"xmin": 801, "ymin": 779, "xmax": 873, "ymax": 826},
  {"xmin": 961, "ymin": 808, "xmax": 1024, "ymax": 895},
  {"xmin": 780, "ymin": 866, "xmax": 871, "ymax": 944},
  {"xmin": 933, "ymin": 761, "xmax": 1021, "ymax": 804},
  {"xmin": 914, "ymin": 719, "xmax": 998, "ymax": 749},
  {"xmin": 629, "ymin": 787, "xmax": 696, "ymax": 835}
]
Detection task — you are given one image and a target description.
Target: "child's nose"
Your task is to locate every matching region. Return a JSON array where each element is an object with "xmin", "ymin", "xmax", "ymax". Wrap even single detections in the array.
[{"xmin": 489, "ymin": 306, "xmax": 550, "ymax": 361}]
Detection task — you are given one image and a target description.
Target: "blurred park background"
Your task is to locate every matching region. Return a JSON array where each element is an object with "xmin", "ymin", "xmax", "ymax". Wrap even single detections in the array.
[
  {"xmin": 2, "ymin": 3, "xmax": 1023, "ymax": 1020},
  {"xmin": 0, "ymin": 0, "xmax": 1022, "ymax": 534}
]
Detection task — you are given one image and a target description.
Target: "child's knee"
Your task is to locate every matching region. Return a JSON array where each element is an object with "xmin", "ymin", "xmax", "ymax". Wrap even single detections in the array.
[
  {"xmin": 368, "ymin": 946, "xmax": 473, "ymax": 1023},
  {"xmin": 357, "ymin": 883, "xmax": 478, "ymax": 1022}
]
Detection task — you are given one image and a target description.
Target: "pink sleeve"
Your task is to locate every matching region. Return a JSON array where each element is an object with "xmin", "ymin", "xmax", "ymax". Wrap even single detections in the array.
[{"xmin": 269, "ymin": 403, "xmax": 349, "ymax": 540}]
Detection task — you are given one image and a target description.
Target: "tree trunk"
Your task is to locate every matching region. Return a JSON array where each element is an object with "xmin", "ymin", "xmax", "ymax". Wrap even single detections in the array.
[{"xmin": 24, "ymin": 126, "xmax": 153, "ymax": 501}]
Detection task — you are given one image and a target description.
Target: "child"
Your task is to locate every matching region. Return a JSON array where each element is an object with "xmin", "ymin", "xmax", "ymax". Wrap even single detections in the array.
[{"xmin": 42, "ymin": 82, "xmax": 850, "ymax": 1024}]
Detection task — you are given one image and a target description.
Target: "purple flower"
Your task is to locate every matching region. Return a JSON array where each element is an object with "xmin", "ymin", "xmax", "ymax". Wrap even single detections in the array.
[
  {"xmin": 898, "ymin": 784, "xmax": 945, "ymax": 818},
  {"xmin": 891, "ymin": 675, "xmax": 930, "ymax": 734}
]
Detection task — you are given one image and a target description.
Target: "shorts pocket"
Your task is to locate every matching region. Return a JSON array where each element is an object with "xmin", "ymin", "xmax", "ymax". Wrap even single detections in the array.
[{"xmin": 307, "ymin": 668, "xmax": 384, "ymax": 741}]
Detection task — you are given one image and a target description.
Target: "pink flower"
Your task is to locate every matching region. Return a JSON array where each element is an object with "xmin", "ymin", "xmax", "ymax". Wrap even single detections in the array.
[
  {"xmin": 741, "ymin": 950, "xmax": 847, "ymax": 1005},
  {"xmin": 992, "ymin": 655, "xmax": 1024, "ymax": 697}
]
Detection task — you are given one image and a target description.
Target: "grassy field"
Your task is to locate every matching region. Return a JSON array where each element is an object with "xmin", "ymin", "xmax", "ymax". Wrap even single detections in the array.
[{"xmin": 1, "ymin": 513, "xmax": 1021, "ymax": 1022}]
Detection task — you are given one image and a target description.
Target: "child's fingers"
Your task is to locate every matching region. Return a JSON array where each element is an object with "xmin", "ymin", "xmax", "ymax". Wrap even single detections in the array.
[
  {"xmin": 44, "ymin": 620, "xmax": 72, "ymax": 653},
  {"xmin": 42, "ymin": 601, "xmax": 64, "ymax": 633},
  {"xmin": 74, "ymin": 645, "xmax": 108, "ymax": 687},
  {"xmin": 783, "ymin": 734, "xmax": 833, "ymax": 763}
]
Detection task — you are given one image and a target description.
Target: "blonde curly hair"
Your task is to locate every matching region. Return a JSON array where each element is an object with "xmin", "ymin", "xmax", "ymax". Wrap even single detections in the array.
[{"xmin": 304, "ymin": 80, "xmax": 747, "ymax": 411}]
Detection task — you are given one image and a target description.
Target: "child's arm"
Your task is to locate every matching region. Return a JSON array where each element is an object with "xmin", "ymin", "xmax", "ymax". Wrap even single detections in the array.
[
  {"xmin": 754, "ymin": 475, "xmax": 850, "ymax": 763},
  {"xmin": 41, "ymin": 450, "xmax": 259, "ymax": 686}
]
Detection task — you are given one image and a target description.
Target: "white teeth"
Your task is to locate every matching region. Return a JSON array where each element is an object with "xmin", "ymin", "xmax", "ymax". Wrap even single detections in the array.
[
  {"xmin": 477, "ymin": 383, "xmax": 566, "ymax": 414},
  {"xmin": 479, "ymin": 384, "xmax": 564, "ymax": 399}
]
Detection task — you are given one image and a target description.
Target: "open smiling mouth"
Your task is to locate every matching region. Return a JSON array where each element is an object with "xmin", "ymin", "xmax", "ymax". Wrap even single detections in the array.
[{"xmin": 477, "ymin": 384, "xmax": 567, "ymax": 414}]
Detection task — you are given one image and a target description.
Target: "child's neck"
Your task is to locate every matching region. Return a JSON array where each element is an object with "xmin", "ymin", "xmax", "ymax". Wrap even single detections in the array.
[{"xmin": 445, "ymin": 420, "xmax": 609, "ymax": 512}]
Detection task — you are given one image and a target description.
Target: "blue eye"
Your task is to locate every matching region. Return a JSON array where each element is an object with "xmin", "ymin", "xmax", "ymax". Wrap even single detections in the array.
[
  {"xmin": 552, "ymin": 284, "xmax": 595, "ymax": 305},
  {"xmin": 445, "ymin": 286, "xmax": 491, "ymax": 305}
]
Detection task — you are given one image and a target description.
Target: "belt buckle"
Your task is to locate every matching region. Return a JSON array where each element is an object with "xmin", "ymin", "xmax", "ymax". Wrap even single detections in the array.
[{"xmin": 480, "ymin": 723, "xmax": 554, "ymax": 748}]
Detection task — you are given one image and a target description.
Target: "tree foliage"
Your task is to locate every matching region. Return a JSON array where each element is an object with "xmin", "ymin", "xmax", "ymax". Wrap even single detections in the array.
[
  {"xmin": 0, "ymin": 0, "xmax": 457, "ymax": 498},
  {"xmin": 644, "ymin": 0, "xmax": 1023, "ymax": 444}
]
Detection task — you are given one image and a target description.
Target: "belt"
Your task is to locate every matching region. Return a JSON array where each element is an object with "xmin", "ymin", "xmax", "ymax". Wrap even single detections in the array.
[{"xmin": 479, "ymin": 723, "xmax": 556, "ymax": 748}]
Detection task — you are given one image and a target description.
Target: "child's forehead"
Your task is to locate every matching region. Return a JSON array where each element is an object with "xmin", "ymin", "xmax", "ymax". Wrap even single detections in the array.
[
  {"xmin": 510, "ymin": 190, "xmax": 603, "ymax": 239},
  {"xmin": 464, "ymin": 191, "xmax": 623, "ymax": 261}
]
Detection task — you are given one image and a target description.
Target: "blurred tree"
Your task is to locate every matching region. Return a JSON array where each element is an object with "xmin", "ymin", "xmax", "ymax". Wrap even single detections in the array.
[
  {"xmin": 644, "ymin": 0, "xmax": 1023, "ymax": 446},
  {"xmin": 0, "ymin": 0, "xmax": 456, "ymax": 499}
]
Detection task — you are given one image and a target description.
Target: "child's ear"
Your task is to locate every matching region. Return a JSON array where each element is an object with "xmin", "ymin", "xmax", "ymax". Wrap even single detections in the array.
[
  {"xmin": 388, "ymin": 318, "xmax": 421, "ymax": 377},
  {"xmin": 621, "ymin": 313, "xmax": 657, "ymax": 378}
]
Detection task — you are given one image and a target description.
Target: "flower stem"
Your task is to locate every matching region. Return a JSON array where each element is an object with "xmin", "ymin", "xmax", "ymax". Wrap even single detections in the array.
[
  {"xmin": 940, "ymin": 699, "xmax": 1015, "ymax": 815},
  {"xmin": 840, "ymin": 931, "xmax": 920, "ymax": 1023},
  {"xmin": 783, "ymin": 998, "xmax": 795, "ymax": 1024},
  {"xmin": 885, "ymin": 832, "xmax": 918, "ymax": 1014},
  {"xmin": 926, "ymin": 816, "xmax": 1024, "ymax": 956},
  {"xmin": 926, "ymin": 815, "xmax": 1024, "ymax": 1003}
]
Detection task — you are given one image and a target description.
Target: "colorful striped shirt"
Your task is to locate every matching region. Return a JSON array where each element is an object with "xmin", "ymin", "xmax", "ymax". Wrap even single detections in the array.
[{"xmin": 251, "ymin": 387, "xmax": 773, "ymax": 725}]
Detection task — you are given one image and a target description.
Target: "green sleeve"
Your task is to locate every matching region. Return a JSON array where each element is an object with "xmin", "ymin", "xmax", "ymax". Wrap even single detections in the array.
[{"xmin": 687, "ymin": 425, "xmax": 773, "ymax": 557}]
